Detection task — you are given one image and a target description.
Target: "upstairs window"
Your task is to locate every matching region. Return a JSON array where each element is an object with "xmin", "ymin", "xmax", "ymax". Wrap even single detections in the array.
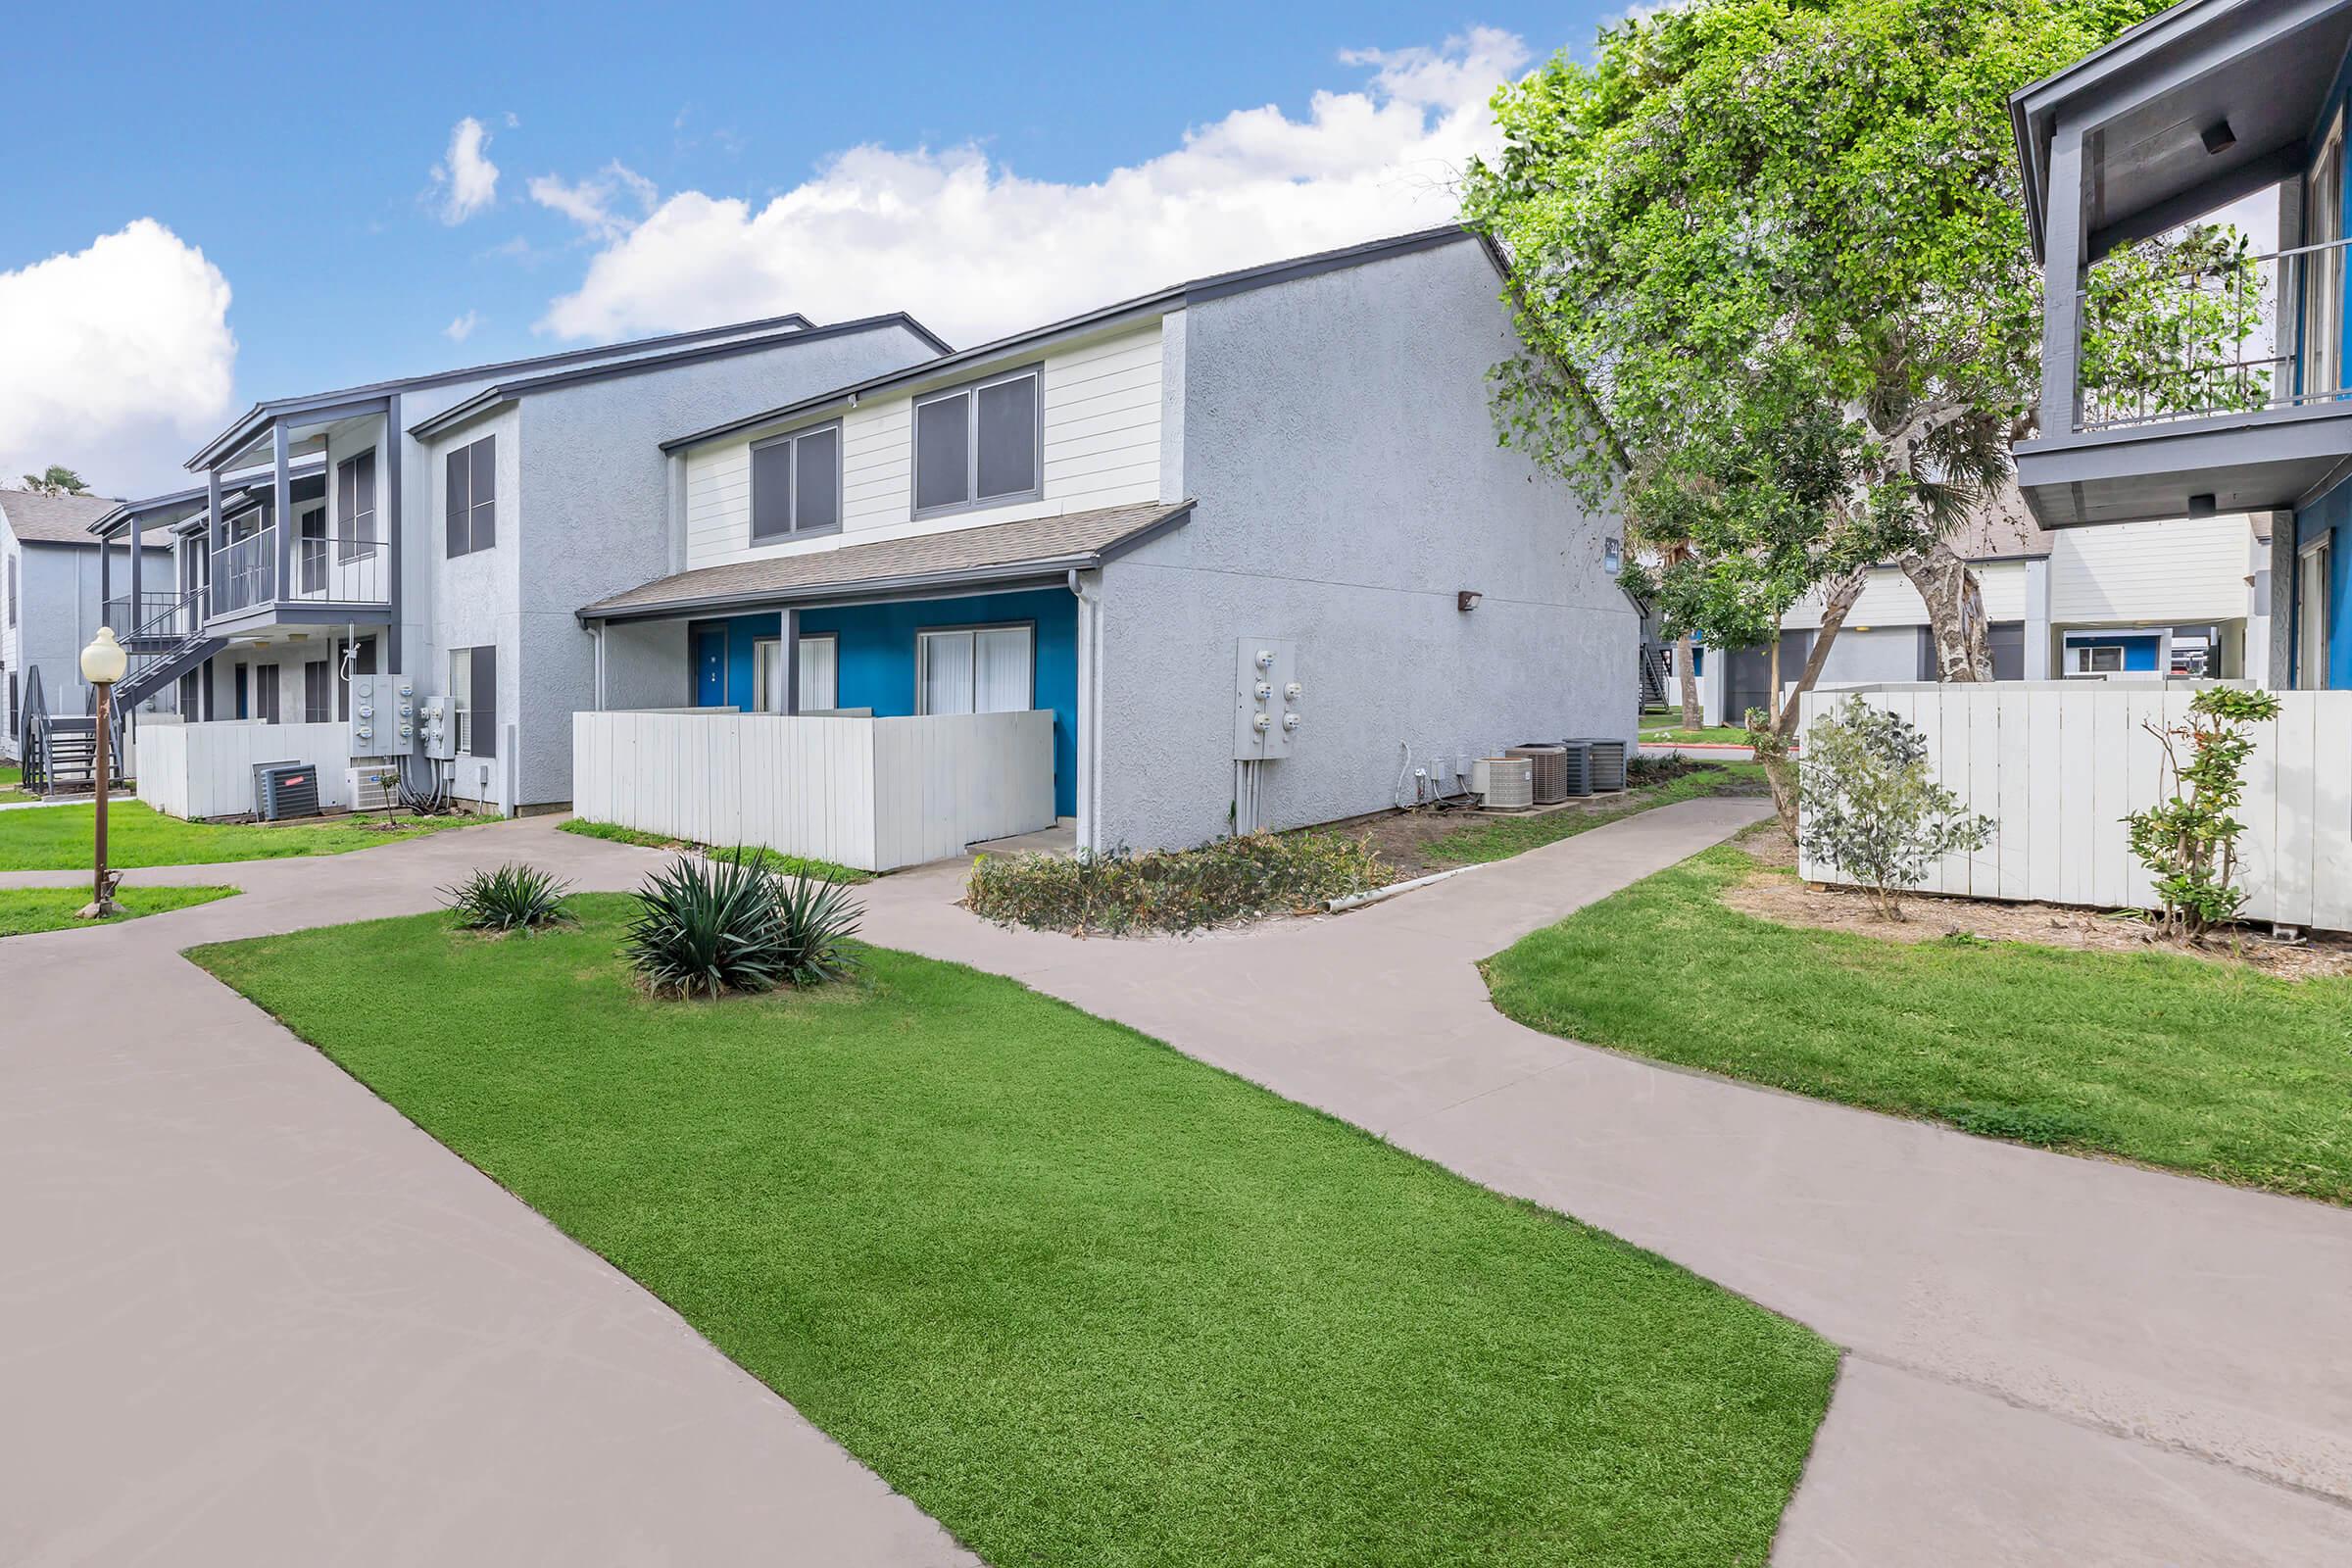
[
  {"xmin": 750, "ymin": 422, "xmax": 842, "ymax": 543},
  {"xmin": 445, "ymin": 434, "xmax": 497, "ymax": 558},
  {"xmin": 337, "ymin": 449, "xmax": 377, "ymax": 562},
  {"xmin": 912, "ymin": 367, "xmax": 1040, "ymax": 517}
]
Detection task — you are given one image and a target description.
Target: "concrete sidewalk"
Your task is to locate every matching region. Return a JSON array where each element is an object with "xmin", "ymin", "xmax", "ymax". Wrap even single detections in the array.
[
  {"xmin": 853, "ymin": 799, "xmax": 2352, "ymax": 1566},
  {"xmin": 5, "ymin": 806, "xmax": 2348, "ymax": 1563},
  {"xmin": 0, "ymin": 820, "xmax": 972, "ymax": 1568}
]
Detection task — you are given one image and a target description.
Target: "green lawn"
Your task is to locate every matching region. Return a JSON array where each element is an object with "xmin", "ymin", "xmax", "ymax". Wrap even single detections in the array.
[
  {"xmin": 557, "ymin": 817, "xmax": 868, "ymax": 882},
  {"xmin": 0, "ymin": 800, "xmax": 483, "ymax": 870},
  {"xmin": 1426, "ymin": 762, "xmax": 1767, "ymax": 866},
  {"xmin": 0, "ymin": 762, "xmax": 27, "ymax": 804},
  {"xmin": 194, "ymin": 896, "xmax": 1836, "ymax": 1567},
  {"xmin": 1638, "ymin": 718, "xmax": 1754, "ymax": 746},
  {"xmin": 1, "ymin": 883, "xmax": 237, "ymax": 937},
  {"xmin": 1486, "ymin": 847, "xmax": 2352, "ymax": 1204}
]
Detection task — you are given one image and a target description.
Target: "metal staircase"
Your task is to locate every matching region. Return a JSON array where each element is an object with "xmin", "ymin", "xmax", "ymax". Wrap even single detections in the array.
[
  {"xmin": 1639, "ymin": 641, "xmax": 1671, "ymax": 709},
  {"xmin": 114, "ymin": 585, "xmax": 223, "ymax": 711}
]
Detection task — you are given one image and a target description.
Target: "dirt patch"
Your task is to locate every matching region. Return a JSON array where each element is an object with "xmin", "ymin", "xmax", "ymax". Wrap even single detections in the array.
[{"xmin": 1727, "ymin": 825, "xmax": 2352, "ymax": 979}]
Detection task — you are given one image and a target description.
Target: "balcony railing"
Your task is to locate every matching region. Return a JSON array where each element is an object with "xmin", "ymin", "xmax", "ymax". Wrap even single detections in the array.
[
  {"xmin": 210, "ymin": 523, "xmax": 390, "ymax": 619},
  {"xmin": 2072, "ymin": 233, "xmax": 2352, "ymax": 432},
  {"xmin": 103, "ymin": 591, "xmax": 184, "ymax": 640}
]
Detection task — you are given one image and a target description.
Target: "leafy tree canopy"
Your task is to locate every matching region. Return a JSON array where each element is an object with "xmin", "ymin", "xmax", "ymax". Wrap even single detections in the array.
[{"xmin": 19, "ymin": 465, "xmax": 89, "ymax": 496}]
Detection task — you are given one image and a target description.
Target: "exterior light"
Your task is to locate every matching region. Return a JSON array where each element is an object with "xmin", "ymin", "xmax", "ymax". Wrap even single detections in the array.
[
  {"xmin": 2200, "ymin": 120, "xmax": 2235, "ymax": 156},
  {"xmin": 1457, "ymin": 590, "xmax": 1483, "ymax": 612},
  {"xmin": 80, "ymin": 625, "xmax": 127, "ymax": 685}
]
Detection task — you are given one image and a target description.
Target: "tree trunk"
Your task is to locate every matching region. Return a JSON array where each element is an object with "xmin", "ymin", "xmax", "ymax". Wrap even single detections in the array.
[
  {"xmin": 1757, "ymin": 569, "xmax": 1868, "ymax": 839},
  {"xmin": 1899, "ymin": 540, "xmax": 1992, "ymax": 682},
  {"xmin": 1675, "ymin": 633, "xmax": 1701, "ymax": 729}
]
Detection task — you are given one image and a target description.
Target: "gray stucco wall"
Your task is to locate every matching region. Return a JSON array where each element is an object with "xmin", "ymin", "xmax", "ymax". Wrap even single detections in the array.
[
  {"xmin": 4, "ymin": 541, "xmax": 175, "ymax": 754},
  {"xmin": 1093, "ymin": 238, "xmax": 1637, "ymax": 852},
  {"xmin": 509, "ymin": 321, "xmax": 942, "ymax": 808}
]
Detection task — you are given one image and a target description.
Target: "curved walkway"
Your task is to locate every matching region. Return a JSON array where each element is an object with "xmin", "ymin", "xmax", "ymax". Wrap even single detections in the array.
[{"xmin": 4, "ymin": 806, "xmax": 2349, "ymax": 1563}]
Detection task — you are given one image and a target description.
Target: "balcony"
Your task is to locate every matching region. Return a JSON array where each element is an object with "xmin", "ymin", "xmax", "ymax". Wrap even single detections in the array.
[{"xmin": 208, "ymin": 522, "xmax": 391, "ymax": 629}]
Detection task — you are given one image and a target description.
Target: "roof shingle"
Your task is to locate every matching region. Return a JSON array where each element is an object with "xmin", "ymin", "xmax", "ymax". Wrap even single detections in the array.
[
  {"xmin": 581, "ymin": 500, "xmax": 1194, "ymax": 620},
  {"xmin": 0, "ymin": 488, "xmax": 122, "ymax": 546}
]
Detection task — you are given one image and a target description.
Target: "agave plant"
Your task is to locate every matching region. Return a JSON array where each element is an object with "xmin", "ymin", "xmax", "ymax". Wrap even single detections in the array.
[
  {"xmin": 625, "ymin": 852, "xmax": 861, "ymax": 998},
  {"xmin": 441, "ymin": 862, "xmax": 576, "ymax": 933}
]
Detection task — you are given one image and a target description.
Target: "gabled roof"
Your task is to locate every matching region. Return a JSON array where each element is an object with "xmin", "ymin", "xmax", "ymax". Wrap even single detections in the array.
[
  {"xmin": 185, "ymin": 308, "xmax": 892, "ymax": 470},
  {"xmin": 579, "ymin": 499, "xmax": 1195, "ymax": 622},
  {"xmin": 0, "ymin": 487, "xmax": 124, "ymax": 546},
  {"xmin": 661, "ymin": 224, "xmax": 1496, "ymax": 453},
  {"xmin": 406, "ymin": 312, "xmax": 953, "ymax": 441},
  {"xmin": 88, "ymin": 458, "xmax": 329, "ymax": 540}
]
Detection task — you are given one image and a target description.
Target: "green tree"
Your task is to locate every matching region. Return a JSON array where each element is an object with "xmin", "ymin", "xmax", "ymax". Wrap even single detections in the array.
[
  {"xmin": 2122, "ymin": 687, "xmax": 2283, "ymax": 942},
  {"xmin": 1464, "ymin": 0, "xmax": 2261, "ymax": 695},
  {"xmin": 19, "ymin": 464, "xmax": 89, "ymax": 496},
  {"xmin": 1798, "ymin": 696, "xmax": 1993, "ymax": 917}
]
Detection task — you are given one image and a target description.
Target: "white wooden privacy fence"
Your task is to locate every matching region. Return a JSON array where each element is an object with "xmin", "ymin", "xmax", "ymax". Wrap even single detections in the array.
[
  {"xmin": 1796, "ymin": 682, "xmax": 2352, "ymax": 931},
  {"xmin": 572, "ymin": 709, "xmax": 1057, "ymax": 873},
  {"xmin": 136, "ymin": 720, "xmax": 355, "ymax": 819}
]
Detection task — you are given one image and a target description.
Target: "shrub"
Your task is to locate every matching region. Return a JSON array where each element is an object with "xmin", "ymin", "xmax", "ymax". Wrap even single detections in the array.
[
  {"xmin": 1626, "ymin": 754, "xmax": 1698, "ymax": 786},
  {"xmin": 625, "ymin": 852, "xmax": 861, "ymax": 998},
  {"xmin": 1796, "ymin": 696, "xmax": 1991, "ymax": 918},
  {"xmin": 441, "ymin": 862, "xmax": 576, "ymax": 933},
  {"xmin": 2123, "ymin": 686, "xmax": 2284, "ymax": 942},
  {"xmin": 967, "ymin": 831, "xmax": 1386, "ymax": 936}
]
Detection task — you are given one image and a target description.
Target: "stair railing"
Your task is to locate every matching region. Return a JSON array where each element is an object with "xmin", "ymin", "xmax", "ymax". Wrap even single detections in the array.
[{"xmin": 19, "ymin": 665, "xmax": 49, "ymax": 795}]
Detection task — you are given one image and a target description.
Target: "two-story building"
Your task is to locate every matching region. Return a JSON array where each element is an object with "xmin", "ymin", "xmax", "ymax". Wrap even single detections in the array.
[
  {"xmin": 2009, "ymin": 0, "xmax": 2352, "ymax": 688},
  {"xmin": 83, "ymin": 312, "xmax": 946, "ymax": 811},
  {"xmin": 2, "ymin": 487, "xmax": 170, "ymax": 780},
  {"xmin": 578, "ymin": 226, "xmax": 1636, "ymax": 858}
]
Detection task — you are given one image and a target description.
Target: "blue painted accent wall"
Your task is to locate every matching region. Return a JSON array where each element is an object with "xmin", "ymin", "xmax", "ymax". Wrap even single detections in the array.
[
  {"xmin": 2297, "ymin": 475, "xmax": 2352, "ymax": 688},
  {"xmin": 2068, "ymin": 633, "xmax": 2161, "ymax": 672},
  {"xmin": 689, "ymin": 586, "xmax": 1079, "ymax": 815}
]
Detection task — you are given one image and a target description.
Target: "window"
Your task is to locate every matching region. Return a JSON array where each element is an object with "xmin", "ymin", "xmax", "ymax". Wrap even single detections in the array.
[
  {"xmin": 258, "ymin": 664, "xmax": 282, "ymax": 725},
  {"xmin": 444, "ymin": 434, "xmax": 497, "ymax": 557},
  {"xmin": 298, "ymin": 507, "xmax": 327, "ymax": 595},
  {"xmin": 2310, "ymin": 117, "xmax": 2346, "ymax": 404},
  {"xmin": 337, "ymin": 449, "xmax": 377, "ymax": 562},
  {"xmin": 750, "ymin": 423, "xmax": 842, "ymax": 543},
  {"xmin": 799, "ymin": 633, "xmax": 838, "ymax": 711},
  {"xmin": 233, "ymin": 662, "xmax": 249, "ymax": 720},
  {"xmin": 915, "ymin": 624, "xmax": 1033, "ymax": 715},
  {"xmin": 911, "ymin": 367, "xmax": 1041, "ymax": 516},
  {"xmin": 754, "ymin": 637, "xmax": 784, "ymax": 712},
  {"xmin": 177, "ymin": 669, "xmax": 198, "ymax": 716},
  {"xmin": 450, "ymin": 644, "xmax": 497, "ymax": 757},
  {"xmin": 2301, "ymin": 534, "xmax": 2332, "ymax": 690},
  {"xmin": 2077, "ymin": 644, "xmax": 2124, "ymax": 674},
  {"xmin": 303, "ymin": 660, "xmax": 330, "ymax": 723}
]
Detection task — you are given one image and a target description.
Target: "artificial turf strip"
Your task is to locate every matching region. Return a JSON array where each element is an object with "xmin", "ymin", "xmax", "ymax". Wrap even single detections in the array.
[
  {"xmin": 1486, "ymin": 847, "xmax": 2352, "ymax": 1205},
  {"xmin": 0, "ymin": 883, "xmax": 237, "ymax": 936},
  {"xmin": 557, "ymin": 817, "xmax": 870, "ymax": 882},
  {"xmin": 0, "ymin": 801, "xmax": 481, "ymax": 870},
  {"xmin": 192, "ymin": 895, "xmax": 1837, "ymax": 1568},
  {"xmin": 1425, "ymin": 763, "xmax": 1767, "ymax": 866}
]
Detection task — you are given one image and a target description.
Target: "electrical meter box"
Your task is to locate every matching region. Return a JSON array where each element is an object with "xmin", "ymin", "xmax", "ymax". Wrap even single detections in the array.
[
  {"xmin": 1232, "ymin": 637, "xmax": 1302, "ymax": 760},
  {"xmin": 419, "ymin": 694, "xmax": 459, "ymax": 761},
  {"xmin": 347, "ymin": 674, "xmax": 416, "ymax": 759}
]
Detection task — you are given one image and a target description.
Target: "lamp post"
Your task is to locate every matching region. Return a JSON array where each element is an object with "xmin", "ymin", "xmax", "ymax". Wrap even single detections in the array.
[{"xmin": 79, "ymin": 626, "xmax": 128, "ymax": 920}]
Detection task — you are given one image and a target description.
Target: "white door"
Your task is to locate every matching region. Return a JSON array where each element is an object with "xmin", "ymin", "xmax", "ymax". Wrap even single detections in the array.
[
  {"xmin": 753, "ymin": 639, "xmax": 785, "ymax": 713},
  {"xmin": 2309, "ymin": 116, "xmax": 2344, "ymax": 403},
  {"xmin": 2301, "ymin": 535, "xmax": 2332, "ymax": 689},
  {"xmin": 797, "ymin": 634, "xmax": 838, "ymax": 710}
]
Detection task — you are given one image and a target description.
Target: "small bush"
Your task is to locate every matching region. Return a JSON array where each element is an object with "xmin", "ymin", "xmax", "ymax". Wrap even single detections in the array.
[
  {"xmin": 441, "ymin": 862, "xmax": 576, "ymax": 933},
  {"xmin": 967, "ymin": 831, "xmax": 1387, "ymax": 936},
  {"xmin": 1797, "ymin": 697, "xmax": 1991, "ymax": 918},
  {"xmin": 2123, "ymin": 686, "xmax": 2283, "ymax": 941},
  {"xmin": 1626, "ymin": 754, "xmax": 1699, "ymax": 787},
  {"xmin": 625, "ymin": 852, "xmax": 861, "ymax": 998}
]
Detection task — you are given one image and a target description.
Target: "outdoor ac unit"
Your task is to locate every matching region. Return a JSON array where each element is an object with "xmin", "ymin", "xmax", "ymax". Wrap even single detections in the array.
[
  {"xmin": 1570, "ymin": 737, "xmax": 1630, "ymax": 792},
  {"xmin": 347, "ymin": 763, "xmax": 399, "ymax": 812},
  {"xmin": 253, "ymin": 760, "xmax": 320, "ymax": 821},
  {"xmin": 1507, "ymin": 743, "xmax": 1570, "ymax": 805},
  {"xmin": 1475, "ymin": 755, "xmax": 1535, "ymax": 810}
]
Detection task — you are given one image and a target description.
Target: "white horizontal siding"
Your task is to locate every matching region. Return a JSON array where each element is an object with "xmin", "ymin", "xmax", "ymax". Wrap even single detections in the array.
[
  {"xmin": 1784, "ymin": 560, "xmax": 2029, "ymax": 630},
  {"xmin": 2049, "ymin": 514, "xmax": 2254, "ymax": 624},
  {"xmin": 683, "ymin": 322, "xmax": 1164, "ymax": 572}
]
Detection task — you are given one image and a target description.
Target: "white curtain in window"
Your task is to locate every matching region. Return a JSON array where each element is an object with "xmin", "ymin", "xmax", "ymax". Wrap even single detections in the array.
[
  {"xmin": 798, "ymin": 636, "xmax": 838, "ymax": 710},
  {"xmin": 921, "ymin": 631, "xmax": 976, "ymax": 715},
  {"xmin": 974, "ymin": 626, "xmax": 1032, "ymax": 713}
]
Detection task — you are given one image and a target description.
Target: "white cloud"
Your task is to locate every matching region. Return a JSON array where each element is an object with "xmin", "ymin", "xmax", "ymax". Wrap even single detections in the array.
[
  {"xmin": 0, "ymin": 220, "xmax": 235, "ymax": 496},
  {"xmin": 527, "ymin": 161, "xmax": 658, "ymax": 241},
  {"xmin": 534, "ymin": 27, "xmax": 1528, "ymax": 346},
  {"xmin": 431, "ymin": 117, "xmax": 501, "ymax": 223},
  {"xmin": 445, "ymin": 310, "xmax": 481, "ymax": 343}
]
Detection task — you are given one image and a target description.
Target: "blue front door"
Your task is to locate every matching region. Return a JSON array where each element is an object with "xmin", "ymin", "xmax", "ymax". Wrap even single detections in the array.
[{"xmin": 695, "ymin": 631, "xmax": 728, "ymax": 707}]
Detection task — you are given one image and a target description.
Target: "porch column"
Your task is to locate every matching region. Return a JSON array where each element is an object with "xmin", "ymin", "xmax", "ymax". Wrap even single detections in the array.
[
  {"xmin": 99, "ymin": 522, "xmax": 112, "ymax": 622},
  {"xmin": 384, "ymin": 394, "xmax": 404, "ymax": 669},
  {"xmin": 783, "ymin": 609, "xmax": 800, "ymax": 715},
  {"xmin": 2273, "ymin": 510, "xmax": 2299, "ymax": 688},
  {"xmin": 2039, "ymin": 121, "xmax": 2087, "ymax": 437},
  {"xmin": 127, "ymin": 507, "xmax": 141, "ymax": 632},
  {"xmin": 271, "ymin": 423, "xmax": 291, "ymax": 605},
  {"xmin": 2022, "ymin": 559, "xmax": 2051, "ymax": 680}
]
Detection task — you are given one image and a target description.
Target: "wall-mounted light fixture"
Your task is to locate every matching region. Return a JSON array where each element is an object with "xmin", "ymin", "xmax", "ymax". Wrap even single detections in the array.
[
  {"xmin": 1457, "ymin": 589, "xmax": 1483, "ymax": 612},
  {"xmin": 2200, "ymin": 120, "xmax": 2236, "ymax": 155}
]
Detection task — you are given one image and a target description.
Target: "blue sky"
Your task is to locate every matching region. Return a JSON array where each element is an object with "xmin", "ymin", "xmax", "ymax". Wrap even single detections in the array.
[{"xmin": 1, "ymin": 2, "xmax": 1621, "ymax": 494}]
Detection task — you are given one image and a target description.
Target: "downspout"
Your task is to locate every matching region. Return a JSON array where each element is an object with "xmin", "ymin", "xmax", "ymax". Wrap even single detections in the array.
[{"xmin": 1067, "ymin": 566, "xmax": 1102, "ymax": 848}]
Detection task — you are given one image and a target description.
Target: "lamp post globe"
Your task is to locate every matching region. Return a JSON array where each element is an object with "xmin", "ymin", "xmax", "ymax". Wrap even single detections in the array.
[{"xmin": 78, "ymin": 627, "xmax": 128, "ymax": 919}]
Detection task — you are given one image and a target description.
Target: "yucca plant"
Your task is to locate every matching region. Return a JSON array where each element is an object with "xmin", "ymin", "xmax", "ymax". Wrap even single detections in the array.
[
  {"xmin": 441, "ymin": 862, "xmax": 576, "ymax": 933},
  {"xmin": 625, "ymin": 852, "xmax": 862, "ymax": 998}
]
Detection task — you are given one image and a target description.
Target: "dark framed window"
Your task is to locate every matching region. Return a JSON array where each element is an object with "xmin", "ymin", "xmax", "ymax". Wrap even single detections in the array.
[
  {"xmin": 6, "ymin": 555, "xmax": 15, "ymax": 626},
  {"xmin": 303, "ymin": 660, "xmax": 330, "ymax": 723},
  {"xmin": 258, "ymin": 665, "xmax": 281, "ymax": 725},
  {"xmin": 444, "ymin": 433, "xmax": 497, "ymax": 558},
  {"xmin": 750, "ymin": 421, "xmax": 842, "ymax": 543},
  {"xmin": 337, "ymin": 449, "xmax": 377, "ymax": 562},
  {"xmin": 233, "ymin": 662, "xmax": 249, "ymax": 720},
  {"xmin": 450, "ymin": 644, "xmax": 497, "ymax": 758},
  {"xmin": 298, "ymin": 507, "xmax": 327, "ymax": 594},
  {"xmin": 911, "ymin": 366, "xmax": 1041, "ymax": 517}
]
